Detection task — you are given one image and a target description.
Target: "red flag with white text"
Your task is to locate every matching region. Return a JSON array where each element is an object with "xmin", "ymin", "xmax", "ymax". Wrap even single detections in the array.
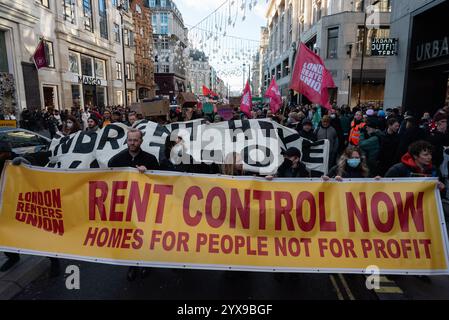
[
  {"xmin": 240, "ymin": 81, "xmax": 252, "ymax": 117},
  {"xmin": 290, "ymin": 43, "xmax": 335, "ymax": 109},
  {"xmin": 264, "ymin": 78, "xmax": 282, "ymax": 114}
]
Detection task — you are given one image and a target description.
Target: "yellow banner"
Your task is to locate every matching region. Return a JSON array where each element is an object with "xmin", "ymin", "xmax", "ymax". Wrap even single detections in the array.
[
  {"xmin": 0, "ymin": 120, "xmax": 17, "ymax": 128},
  {"xmin": 0, "ymin": 163, "xmax": 448, "ymax": 275}
]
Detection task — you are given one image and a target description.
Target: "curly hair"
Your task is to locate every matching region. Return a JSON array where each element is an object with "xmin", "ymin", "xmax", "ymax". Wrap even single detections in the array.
[{"xmin": 335, "ymin": 146, "xmax": 370, "ymax": 177}]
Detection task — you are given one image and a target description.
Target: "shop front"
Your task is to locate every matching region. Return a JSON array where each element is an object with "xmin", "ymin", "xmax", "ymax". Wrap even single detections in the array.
[
  {"xmin": 67, "ymin": 51, "xmax": 108, "ymax": 109},
  {"xmin": 403, "ymin": 0, "xmax": 449, "ymax": 115}
]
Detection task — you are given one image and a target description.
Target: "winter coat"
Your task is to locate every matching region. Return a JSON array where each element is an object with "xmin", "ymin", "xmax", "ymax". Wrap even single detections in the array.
[{"xmin": 385, "ymin": 152, "xmax": 438, "ymax": 178}]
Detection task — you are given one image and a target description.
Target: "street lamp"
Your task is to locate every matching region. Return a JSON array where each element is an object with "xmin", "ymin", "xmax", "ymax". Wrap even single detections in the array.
[
  {"xmin": 117, "ymin": 1, "xmax": 128, "ymax": 107},
  {"xmin": 358, "ymin": 0, "xmax": 380, "ymax": 107}
]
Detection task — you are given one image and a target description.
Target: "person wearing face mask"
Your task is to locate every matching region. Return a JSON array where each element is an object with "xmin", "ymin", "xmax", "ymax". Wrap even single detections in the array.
[
  {"xmin": 348, "ymin": 111, "xmax": 366, "ymax": 146},
  {"xmin": 322, "ymin": 146, "xmax": 371, "ymax": 181}
]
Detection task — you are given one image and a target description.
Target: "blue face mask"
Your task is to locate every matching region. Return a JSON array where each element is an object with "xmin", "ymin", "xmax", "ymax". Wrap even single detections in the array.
[{"xmin": 347, "ymin": 158, "xmax": 361, "ymax": 168}]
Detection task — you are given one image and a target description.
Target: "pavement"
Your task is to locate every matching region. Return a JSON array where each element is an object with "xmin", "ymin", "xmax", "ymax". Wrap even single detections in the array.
[{"xmin": 0, "ymin": 253, "xmax": 50, "ymax": 300}]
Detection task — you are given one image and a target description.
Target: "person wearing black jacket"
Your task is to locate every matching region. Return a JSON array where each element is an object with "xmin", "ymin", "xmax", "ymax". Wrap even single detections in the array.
[
  {"xmin": 108, "ymin": 129, "xmax": 160, "ymax": 171},
  {"xmin": 108, "ymin": 128, "xmax": 160, "ymax": 281},
  {"xmin": 298, "ymin": 118, "xmax": 317, "ymax": 142},
  {"xmin": 378, "ymin": 118, "xmax": 401, "ymax": 176},
  {"xmin": 274, "ymin": 147, "xmax": 311, "ymax": 178}
]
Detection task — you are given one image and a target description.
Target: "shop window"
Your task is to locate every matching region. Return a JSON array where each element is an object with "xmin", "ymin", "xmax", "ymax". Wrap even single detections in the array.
[
  {"xmin": 43, "ymin": 85, "xmax": 58, "ymax": 109},
  {"xmin": 71, "ymin": 84, "xmax": 81, "ymax": 108},
  {"xmin": 96, "ymin": 87, "xmax": 107, "ymax": 107},
  {"xmin": 95, "ymin": 58, "xmax": 105, "ymax": 79},
  {"xmin": 81, "ymin": 55, "xmax": 93, "ymax": 76},
  {"xmin": 357, "ymin": 26, "xmax": 390, "ymax": 56}
]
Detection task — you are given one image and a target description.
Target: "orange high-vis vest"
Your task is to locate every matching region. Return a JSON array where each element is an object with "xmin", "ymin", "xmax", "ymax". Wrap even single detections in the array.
[{"xmin": 349, "ymin": 121, "xmax": 366, "ymax": 146}]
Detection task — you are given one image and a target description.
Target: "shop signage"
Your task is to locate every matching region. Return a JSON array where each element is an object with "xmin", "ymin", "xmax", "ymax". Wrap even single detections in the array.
[
  {"xmin": 78, "ymin": 75, "xmax": 104, "ymax": 86},
  {"xmin": 371, "ymin": 38, "xmax": 398, "ymax": 56},
  {"xmin": 415, "ymin": 36, "xmax": 449, "ymax": 62}
]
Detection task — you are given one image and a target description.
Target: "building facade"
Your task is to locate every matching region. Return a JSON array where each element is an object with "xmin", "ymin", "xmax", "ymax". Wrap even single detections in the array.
[
  {"xmin": 264, "ymin": 0, "xmax": 392, "ymax": 107},
  {"xmin": 150, "ymin": 0, "xmax": 189, "ymax": 102},
  {"xmin": 132, "ymin": 0, "xmax": 156, "ymax": 101},
  {"xmin": 384, "ymin": 0, "xmax": 449, "ymax": 114},
  {"xmin": 0, "ymin": 0, "xmax": 140, "ymax": 114},
  {"xmin": 188, "ymin": 49, "xmax": 211, "ymax": 96}
]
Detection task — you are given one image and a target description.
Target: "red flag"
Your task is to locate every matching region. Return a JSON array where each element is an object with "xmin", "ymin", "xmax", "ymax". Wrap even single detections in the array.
[
  {"xmin": 240, "ymin": 81, "xmax": 252, "ymax": 117},
  {"xmin": 290, "ymin": 43, "xmax": 335, "ymax": 109},
  {"xmin": 264, "ymin": 78, "xmax": 282, "ymax": 114},
  {"xmin": 202, "ymin": 85, "xmax": 211, "ymax": 96},
  {"xmin": 33, "ymin": 39, "xmax": 48, "ymax": 70}
]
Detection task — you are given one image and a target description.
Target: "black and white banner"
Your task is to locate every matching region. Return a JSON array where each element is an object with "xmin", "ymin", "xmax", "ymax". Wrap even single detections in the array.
[{"xmin": 47, "ymin": 119, "xmax": 329, "ymax": 175}]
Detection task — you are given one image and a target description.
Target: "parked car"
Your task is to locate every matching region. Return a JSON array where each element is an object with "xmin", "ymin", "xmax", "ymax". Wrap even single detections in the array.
[{"xmin": 0, "ymin": 128, "xmax": 51, "ymax": 166}]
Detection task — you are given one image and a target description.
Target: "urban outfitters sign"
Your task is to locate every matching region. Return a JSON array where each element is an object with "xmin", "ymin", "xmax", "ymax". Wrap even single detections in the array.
[
  {"xmin": 415, "ymin": 36, "xmax": 449, "ymax": 62},
  {"xmin": 371, "ymin": 38, "xmax": 398, "ymax": 56}
]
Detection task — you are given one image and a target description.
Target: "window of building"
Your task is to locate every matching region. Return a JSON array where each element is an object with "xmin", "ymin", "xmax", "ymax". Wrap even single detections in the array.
[
  {"xmin": 160, "ymin": 26, "xmax": 168, "ymax": 35},
  {"xmin": 357, "ymin": 26, "xmax": 390, "ymax": 56},
  {"xmin": 124, "ymin": 29, "xmax": 129, "ymax": 46},
  {"xmin": 327, "ymin": 27, "xmax": 339, "ymax": 59},
  {"xmin": 43, "ymin": 85, "xmax": 58, "ymax": 109},
  {"xmin": 276, "ymin": 64, "xmax": 281, "ymax": 80},
  {"xmin": 113, "ymin": 23, "xmax": 120, "ymax": 43},
  {"xmin": 152, "ymin": 13, "xmax": 158, "ymax": 29},
  {"xmin": 40, "ymin": 0, "xmax": 49, "ymax": 8},
  {"xmin": 282, "ymin": 58, "xmax": 289, "ymax": 78},
  {"xmin": 136, "ymin": 4, "xmax": 141, "ymax": 14},
  {"xmin": 116, "ymin": 62, "xmax": 122, "ymax": 80},
  {"xmin": 98, "ymin": 0, "xmax": 108, "ymax": 39},
  {"xmin": 161, "ymin": 37, "xmax": 169, "ymax": 50},
  {"xmin": 149, "ymin": 0, "xmax": 156, "ymax": 7},
  {"xmin": 71, "ymin": 84, "xmax": 81, "ymax": 108},
  {"xmin": 81, "ymin": 55, "xmax": 93, "ymax": 76},
  {"xmin": 83, "ymin": 0, "xmax": 93, "ymax": 32},
  {"xmin": 0, "ymin": 31, "xmax": 8, "ymax": 73},
  {"xmin": 43, "ymin": 40, "xmax": 55, "ymax": 68},
  {"xmin": 95, "ymin": 58, "xmax": 105, "ymax": 79},
  {"xmin": 112, "ymin": 0, "xmax": 118, "ymax": 7},
  {"xmin": 162, "ymin": 64, "xmax": 169, "ymax": 73},
  {"xmin": 116, "ymin": 91, "xmax": 123, "ymax": 105},
  {"xmin": 126, "ymin": 63, "xmax": 135, "ymax": 80},
  {"xmin": 161, "ymin": 0, "xmax": 167, "ymax": 7},
  {"xmin": 280, "ymin": 15, "xmax": 284, "ymax": 52},
  {"xmin": 69, "ymin": 51, "xmax": 80, "ymax": 74},
  {"xmin": 63, "ymin": 0, "xmax": 76, "ymax": 24}
]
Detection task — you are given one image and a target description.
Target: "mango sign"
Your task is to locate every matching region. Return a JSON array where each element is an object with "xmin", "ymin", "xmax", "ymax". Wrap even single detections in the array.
[{"xmin": 0, "ymin": 163, "xmax": 448, "ymax": 275}]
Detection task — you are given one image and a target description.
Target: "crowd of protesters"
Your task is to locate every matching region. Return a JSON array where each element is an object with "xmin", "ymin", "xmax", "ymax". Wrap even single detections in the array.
[
  {"xmin": 2, "ymin": 99, "xmax": 449, "ymax": 280},
  {"xmin": 14, "ymin": 101, "xmax": 449, "ymax": 184}
]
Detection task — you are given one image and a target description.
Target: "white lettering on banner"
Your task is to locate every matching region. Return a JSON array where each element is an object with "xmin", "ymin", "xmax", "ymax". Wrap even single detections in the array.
[
  {"xmin": 47, "ymin": 119, "xmax": 330, "ymax": 176},
  {"xmin": 300, "ymin": 62, "xmax": 323, "ymax": 93}
]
